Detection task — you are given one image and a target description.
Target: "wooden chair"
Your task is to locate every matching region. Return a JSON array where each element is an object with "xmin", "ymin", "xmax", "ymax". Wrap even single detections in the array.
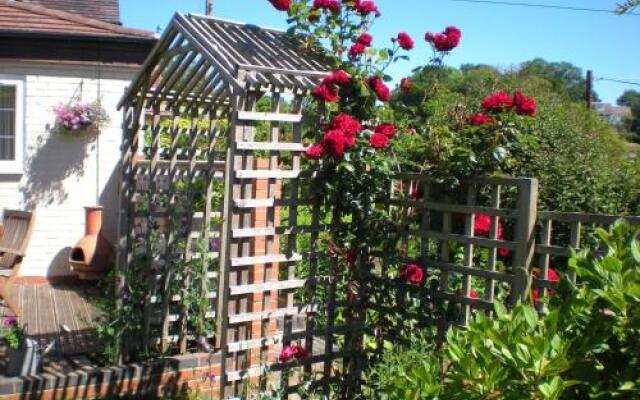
[{"xmin": 0, "ymin": 210, "xmax": 35, "ymax": 317}]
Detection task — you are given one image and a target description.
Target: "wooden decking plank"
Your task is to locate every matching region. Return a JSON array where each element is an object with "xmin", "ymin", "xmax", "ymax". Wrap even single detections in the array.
[
  {"xmin": 76, "ymin": 285, "xmax": 101, "ymax": 353},
  {"xmin": 53, "ymin": 286, "xmax": 78, "ymax": 355}
]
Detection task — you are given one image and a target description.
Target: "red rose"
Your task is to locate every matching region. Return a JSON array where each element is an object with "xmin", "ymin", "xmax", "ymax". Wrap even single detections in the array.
[
  {"xmin": 279, "ymin": 345, "xmax": 297, "ymax": 362},
  {"xmin": 292, "ymin": 344, "xmax": 307, "ymax": 359},
  {"xmin": 513, "ymin": 91, "xmax": 537, "ymax": 117},
  {"xmin": 369, "ymin": 132, "xmax": 389, "ymax": 149},
  {"xmin": 473, "ymin": 213, "xmax": 504, "ymax": 239},
  {"xmin": 322, "ymin": 129, "xmax": 347, "ymax": 159},
  {"xmin": 323, "ymin": 70, "xmax": 351, "ymax": 86},
  {"xmin": 469, "ymin": 113, "xmax": 495, "ymax": 126},
  {"xmin": 313, "ymin": 0, "xmax": 341, "ymax": 13},
  {"xmin": 396, "ymin": 32, "xmax": 415, "ymax": 50},
  {"xmin": 374, "ymin": 123, "xmax": 396, "ymax": 138},
  {"xmin": 425, "ymin": 26, "xmax": 462, "ymax": 52},
  {"xmin": 400, "ymin": 77, "xmax": 413, "ymax": 93},
  {"xmin": 532, "ymin": 267, "xmax": 560, "ymax": 306},
  {"xmin": 305, "ymin": 144, "xmax": 324, "ymax": 160},
  {"xmin": 498, "ymin": 247, "xmax": 510, "ymax": 258},
  {"xmin": 356, "ymin": 0, "xmax": 380, "ymax": 16},
  {"xmin": 312, "ymin": 84, "xmax": 339, "ymax": 102},
  {"xmin": 356, "ymin": 33, "xmax": 373, "ymax": 46},
  {"xmin": 269, "ymin": 0, "xmax": 291, "ymax": 11},
  {"xmin": 349, "ymin": 43, "xmax": 367, "ymax": 58},
  {"xmin": 367, "ymin": 76, "xmax": 390, "ymax": 102},
  {"xmin": 481, "ymin": 91, "xmax": 514, "ymax": 112},
  {"xmin": 400, "ymin": 264, "xmax": 424, "ymax": 284},
  {"xmin": 331, "ymin": 114, "xmax": 362, "ymax": 136},
  {"xmin": 458, "ymin": 289, "xmax": 479, "ymax": 299}
]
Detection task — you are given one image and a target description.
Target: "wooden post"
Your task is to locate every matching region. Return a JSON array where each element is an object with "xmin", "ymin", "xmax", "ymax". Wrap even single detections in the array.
[
  {"xmin": 511, "ymin": 178, "xmax": 538, "ymax": 305},
  {"xmin": 586, "ymin": 70, "xmax": 593, "ymax": 109}
]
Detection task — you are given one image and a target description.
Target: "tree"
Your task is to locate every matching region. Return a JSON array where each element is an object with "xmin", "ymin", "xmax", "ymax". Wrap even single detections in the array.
[
  {"xmin": 518, "ymin": 58, "xmax": 598, "ymax": 103},
  {"xmin": 616, "ymin": 0, "xmax": 639, "ymax": 14},
  {"xmin": 618, "ymin": 90, "xmax": 640, "ymax": 139}
]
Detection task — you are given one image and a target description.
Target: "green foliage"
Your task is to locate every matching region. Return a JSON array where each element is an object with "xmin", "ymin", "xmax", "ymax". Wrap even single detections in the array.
[
  {"xmin": 618, "ymin": 90, "xmax": 640, "ymax": 141},
  {"xmin": 519, "ymin": 59, "xmax": 598, "ymax": 103},
  {"xmin": 0, "ymin": 317, "xmax": 24, "ymax": 349},
  {"xmin": 363, "ymin": 220, "xmax": 640, "ymax": 400}
]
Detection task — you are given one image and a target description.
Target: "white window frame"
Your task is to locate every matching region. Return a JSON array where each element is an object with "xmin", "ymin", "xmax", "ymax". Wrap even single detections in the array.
[{"xmin": 0, "ymin": 77, "xmax": 24, "ymax": 174}]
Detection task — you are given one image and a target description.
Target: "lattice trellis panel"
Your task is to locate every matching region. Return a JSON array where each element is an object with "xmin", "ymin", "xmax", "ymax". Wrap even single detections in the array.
[{"xmin": 381, "ymin": 175, "xmax": 538, "ymax": 339}]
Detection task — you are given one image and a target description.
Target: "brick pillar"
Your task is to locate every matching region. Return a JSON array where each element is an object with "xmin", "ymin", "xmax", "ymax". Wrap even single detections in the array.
[{"xmin": 249, "ymin": 159, "xmax": 282, "ymax": 367}]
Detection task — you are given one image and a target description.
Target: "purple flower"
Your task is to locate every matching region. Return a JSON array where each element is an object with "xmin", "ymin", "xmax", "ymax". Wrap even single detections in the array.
[
  {"xmin": 3, "ymin": 316, "xmax": 17, "ymax": 327},
  {"xmin": 119, "ymin": 288, "xmax": 129, "ymax": 301},
  {"xmin": 209, "ymin": 238, "xmax": 220, "ymax": 252}
]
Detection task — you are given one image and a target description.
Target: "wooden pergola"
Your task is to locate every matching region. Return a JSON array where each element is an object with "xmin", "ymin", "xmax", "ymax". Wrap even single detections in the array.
[{"xmin": 117, "ymin": 13, "xmax": 334, "ymax": 397}]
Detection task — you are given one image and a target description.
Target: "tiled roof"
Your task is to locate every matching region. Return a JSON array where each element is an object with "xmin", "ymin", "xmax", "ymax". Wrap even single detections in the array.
[
  {"xmin": 19, "ymin": 0, "xmax": 120, "ymax": 24},
  {"xmin": 0, "ymin": 0, "xmax": 153, "ymax": 39}
]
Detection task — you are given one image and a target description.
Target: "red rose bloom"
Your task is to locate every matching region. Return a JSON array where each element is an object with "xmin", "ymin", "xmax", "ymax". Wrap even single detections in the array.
[
  {"xmin": 513, "ymin": 91, "xmax": 537, "ymax": 117},
  {"xmin": 400, "ymin": 264, "xmax": 424, "ymax": 284},
  {"xmin": 469, "ymin": 113, "xmax": 495, "ymax": 126},
  {"xmin": 367, "ymin": 76, "xmax": 390, "ymax": 102},
  {"xmin": 397, "ymin": 32, "xmax": 415, "ymax": 50},
  {"xmin": 356, "ymin": 0, "xmax": 380, "ymax": 16},
  {"xmin": 356, "ymin": 33, "xmax": 373, "ymax": 46},
  {"xmin": 321, "ymin": 129, "xmax": 347, "ymax": 159},
  {"xmin": 425, "ymin": 26, "xmax": 462, "ymax": 52},
  {"xmin": 269, "ymin": 0, "xmax": 291, "ymax": 11},
  {"xmin": 369, "ymin": 132, "xmax": 389, "ymax": 149},
  {"xmin": 400, "ymin": 77, "xmax": 413, "ymax": 93},
  {"xmin": 312, "ymin": 84, "xmax": 339, "ymax": 102},
  {"xmin": 292, "ymin": 344, "xmax": 307, "ymax": 359},
  {"xmin": 313, "ymin": 0, "xmax": 341, "ymax": 13},
  {"xmin": 532, "ymin": 267, "xmax": 560, "ymax": 306},
  {"xmin": 331, "ymin": 114, "xmax": 362, "ymax": 136},
  {"xmin": 279, "ymin": 345, "xmax": 297, "ymax": 362},
  {"xmin": 481, "ymin": 91, "xmax": 514, "ymax": 112},
  {"xmin": 323, "ymin": 70, "xmax": 351, "ymax": 86},
  {"xmin": 305, "ymin": 144, "xmax": 324, "ymax": 160},
  {"xmin": 349, "ymin": 43, "xmax": 367, "ymax": 58},
  {"xmin": 374, "ymin": 123, "xmax": 396, "ymax": 138},
  {"xmin": 473, "ymin": 213, "xmax": 504, "ymax": 239}
]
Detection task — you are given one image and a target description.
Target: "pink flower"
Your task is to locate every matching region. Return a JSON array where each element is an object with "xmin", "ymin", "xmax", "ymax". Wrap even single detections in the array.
[
  {"xmin": 425, "ymin": 26, "xmax": 462, "ymax": 52},
  {"xmin": 313, "ymin": 0, "xmax": 341, "ymax": 13},
  {"xmin": 312, "ymin": 84, "xmax": 339, "ymax": 102},
  {"xmin": 268, "ymin": 0, "xmax": 291, "ymax": 11},
  {"xmin": 3, "ymin": 316, "xmax": 17, "ymax": 327},
  {"xmin": 396, "ymin": 32, "xmax": 415, "ymax": 50},
  {"xmin": 323, "ymin": 70, "xmax": 351, "ymax": 86},
  {"xmin": 349, "ymin": 43, "xmax": 367, "ymax": 58},
  {"xmin": 374, "ymin": 123, "xmax": 396, "ymax": 138},
  {"xmin": 279, "ymin": 345, "xmax": 297, "ymax": 362},
  {"xmin": 400, "ymin": 264, "xmax": 424, "ymax": 284},
  {"xmin": 357, "ymin": 33, "xmax": 373, "ymax": 46},
  {"xmin": 305, "ymin": 144, "xmax": 324, "ymax": 160},
  {"xmin": 369, "ymin": 132, "xmax": 389, "ymax": 149}
]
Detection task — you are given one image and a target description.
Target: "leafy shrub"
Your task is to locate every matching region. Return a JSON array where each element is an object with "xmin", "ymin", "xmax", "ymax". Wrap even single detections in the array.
[{"xmin": 363, "ymin": 220, "xmax": 640, "ymax": 400}]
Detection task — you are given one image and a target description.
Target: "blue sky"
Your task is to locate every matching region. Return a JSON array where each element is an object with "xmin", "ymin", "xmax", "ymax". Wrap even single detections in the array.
[{"xmin": 121, "ymin": 0, "xmax": 640, "ymax": 104}]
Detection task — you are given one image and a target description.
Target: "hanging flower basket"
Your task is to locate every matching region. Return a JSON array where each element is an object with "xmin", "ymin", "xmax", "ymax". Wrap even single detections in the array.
[{"xmin": 53, "ymin": 101, "xmax": 108, "ymax": 136}]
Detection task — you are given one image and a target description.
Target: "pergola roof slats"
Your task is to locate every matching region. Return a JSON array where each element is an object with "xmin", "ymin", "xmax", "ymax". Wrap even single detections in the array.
[{"xmin": 119, "ymin": 12, "xmax": 331, "ymax": 109}]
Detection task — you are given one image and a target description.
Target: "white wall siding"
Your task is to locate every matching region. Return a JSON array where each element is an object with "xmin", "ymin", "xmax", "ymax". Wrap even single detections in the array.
[{"xmin": 0, "ymin": 61, "xmax": 138, "ymax": 277}]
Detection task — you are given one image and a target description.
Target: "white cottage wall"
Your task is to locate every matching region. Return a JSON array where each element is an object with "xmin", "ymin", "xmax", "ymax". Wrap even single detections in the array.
[{"xmin": 0, "ymin": 61, "xmax": 138, "ymax": 278}]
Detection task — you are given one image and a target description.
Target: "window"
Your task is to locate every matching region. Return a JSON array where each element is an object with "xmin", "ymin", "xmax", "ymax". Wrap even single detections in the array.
[{"xmin": 0, "ymin": 78, "xmax": 23, "ymax": 174}]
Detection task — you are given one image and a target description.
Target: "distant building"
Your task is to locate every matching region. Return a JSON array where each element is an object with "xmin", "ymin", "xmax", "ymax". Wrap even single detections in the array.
[{"xmin": 594, "ymin": 102, "xmax": 632, "ymax": 126}]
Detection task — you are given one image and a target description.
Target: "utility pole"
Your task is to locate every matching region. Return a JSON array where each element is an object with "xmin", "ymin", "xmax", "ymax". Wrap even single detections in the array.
[
  {"xmin": 586, "ymin": 70, "xmax": 593, "ymax": 109},
  {"xmin": 205, "ymin": 0, "xmax": 213, "ymax": 16}
]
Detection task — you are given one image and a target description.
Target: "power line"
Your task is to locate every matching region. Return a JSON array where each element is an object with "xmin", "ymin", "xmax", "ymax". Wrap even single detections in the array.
[
  {"xmin": 597, "ymin": 77, "xmax": 640, "ymax": 87},
  {"xmin": 446, "ymin": 0, "xmax": 640, "ymax": 16}
]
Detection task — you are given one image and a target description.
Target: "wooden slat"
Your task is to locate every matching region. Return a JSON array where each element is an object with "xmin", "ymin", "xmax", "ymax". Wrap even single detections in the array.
[
  {"xmin": 229, "ymin": 305, "xmax": 319, "ymax": 324},
  {"xmin": 236, "ymin": 111, "xmax": 302, "ymax": 123},
  {"xmin": 236, "ymin": 141, "xmax": 307, "ymax": 152},
  {"xmin": 231, "ymin": 253, "xmax": 302, "ymax": 267},
  {"xmin": 229, "ymin": 279, "xmax": 307, "ymax": 296},
  {"xmin": 235, "ymin": 169, "xmax": 301, "ymax": 179}
]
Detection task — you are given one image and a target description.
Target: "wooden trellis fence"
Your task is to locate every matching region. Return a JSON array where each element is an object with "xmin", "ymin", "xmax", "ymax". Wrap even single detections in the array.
[{"xmin": 116, "ymin": 11, "xmax": 640, "ymax": 400}]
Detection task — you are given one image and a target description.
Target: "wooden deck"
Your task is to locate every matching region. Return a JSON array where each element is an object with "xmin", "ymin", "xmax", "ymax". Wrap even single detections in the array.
[{"xmin": 0, "ymin": 282, "xmax": 103, "ymax": 356}]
